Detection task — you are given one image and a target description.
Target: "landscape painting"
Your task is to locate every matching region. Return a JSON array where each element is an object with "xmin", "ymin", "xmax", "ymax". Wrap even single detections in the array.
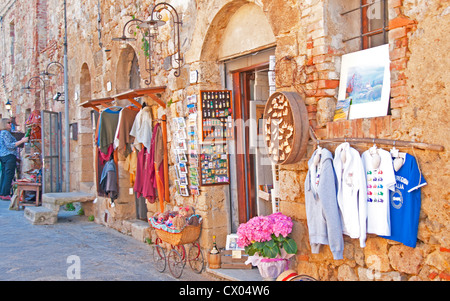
[{"xmin": 338, "ymin": 44, "xmax": 390, "ymax": 120}]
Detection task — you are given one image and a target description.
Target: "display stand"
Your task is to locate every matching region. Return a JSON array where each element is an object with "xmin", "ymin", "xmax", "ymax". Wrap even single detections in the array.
[
  {"xmin": 198, "ymin": 90, "xmax": 233, "ymax": 187},
  {"xmin": 14, "ymin": 181, "xmax": 41, "ymax": 208}
]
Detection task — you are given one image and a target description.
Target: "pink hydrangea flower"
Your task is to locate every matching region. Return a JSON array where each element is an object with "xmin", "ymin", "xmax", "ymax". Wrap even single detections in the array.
[{"xmin": 237, "ymin": 213, "xmax": 293, "ymax": 248}]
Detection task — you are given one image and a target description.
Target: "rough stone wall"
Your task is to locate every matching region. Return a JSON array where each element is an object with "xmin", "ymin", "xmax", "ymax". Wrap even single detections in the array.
[
  {"xmin": 280, "ymin": 0, "xmax": 450, "ymax": 281},
  {"xmin": 2, "ymin": 0, "xmax": 449, "ymax": 280}
]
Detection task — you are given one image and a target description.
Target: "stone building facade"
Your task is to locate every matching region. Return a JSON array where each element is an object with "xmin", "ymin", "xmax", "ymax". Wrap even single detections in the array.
[{"xmin": 1, "ymin": 0, "xmax": 449, "ymax": 281}]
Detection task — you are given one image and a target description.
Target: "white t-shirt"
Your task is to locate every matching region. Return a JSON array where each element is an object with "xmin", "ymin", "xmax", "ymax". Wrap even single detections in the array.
[
  {"xmin": 333, "ymin": 143, "xmax": 368, "ymax": 248},
  {"xmin": 361, "ymin": 147, "xmax": 396, "ymax": 236}
]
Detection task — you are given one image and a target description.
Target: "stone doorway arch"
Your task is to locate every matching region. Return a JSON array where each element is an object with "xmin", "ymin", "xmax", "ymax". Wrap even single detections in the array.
[
  {"xmin": 76, "ymin": 62, "xmax": 95, "ymax": 193},
  {"xmin": 198, "ymin": 1, "xmax": 278, "ymax": 232},
  {"xmin": 115, "ymin": 44, "xmax": 141, "ymax": 101}
]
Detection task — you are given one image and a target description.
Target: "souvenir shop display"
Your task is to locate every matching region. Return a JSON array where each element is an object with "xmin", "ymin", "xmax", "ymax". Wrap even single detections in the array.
[
  {"xmin": 99, "ymin": 159, "xmax": 118, "ymax": 204},
  {"xmin": 94, "ymin": 102, "xmax": 167, "ymax": 216},
  {"xmin": 200, "ymin": 90, "xmax": 233, "ymax": 141},
  {"xmin": 304, "ymin": 146, "xmax": 344, "ymax": 260},
  {"xmin": 361, "ymin": 145, "xmax": 396, "ymax": 237},
  {"xmin": 129, "ymin": 104, "xmax": 153, "ymax": 151},
  {"xmin": 380, "ymin": 150, "xmax": 426, "ymax": 248},
  {"xmin": 150, "ymin": 206, "xmax": 201, "ymax": 232},
  {"xmin": 96, "ymin": 106, "xmax": 121, "ymax": 200},
  {"xmin": 133, "ymin": 122, "xmax": 165, "ymax": 203},
  {"xmin": 333, "ymin": 142, "xmax": 368, "ymax": 248},
  {"xmin": 305, "ymin": 138, "xmax": 428, "ymax": 252},
  {"xmin": 199, "ymin": 143, "xmax": 229, "ymax": 186},
  {"xmin": 149, "ymin": 205, "xmax": 204, "ymax": 278},
  {"xmin": 23, "ymin": 110, "xmax": 42, "ymax": 182},
  {"xmin": 173, "ymin": 95, "xmax": 201, "ymax": 196},
  {"xmin": 114, "ymin": 105, "xmax": 139, "ymax": 157},
  {"xmin": 263, "ymin": 91, "xmax": 309, "ymax": 165}
]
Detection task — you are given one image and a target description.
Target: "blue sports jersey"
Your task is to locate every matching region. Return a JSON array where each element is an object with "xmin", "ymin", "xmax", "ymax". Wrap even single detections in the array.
[{"xmin": 381, "ymin": 153, "xmax": 426, "ymax": 248}]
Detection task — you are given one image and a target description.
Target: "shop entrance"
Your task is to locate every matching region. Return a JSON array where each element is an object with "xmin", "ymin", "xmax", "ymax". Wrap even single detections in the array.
[
  {"xmin": 225, "ymin": 49, "xmax": 275, "ymax": 230},
  {"xmin": 41, "ymin": 110, "xmax": 63, "ymax": 193}
]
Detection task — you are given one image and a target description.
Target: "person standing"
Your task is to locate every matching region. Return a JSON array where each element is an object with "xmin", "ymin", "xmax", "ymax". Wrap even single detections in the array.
[{"xmin": 0, "ymin": 118, "xmax": 28, "ymax": 200}]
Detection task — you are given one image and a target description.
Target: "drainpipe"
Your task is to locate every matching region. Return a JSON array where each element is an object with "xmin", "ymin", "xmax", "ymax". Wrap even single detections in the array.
[{"xmin": 63, "ymin": 0, "xmax": 70, "ymax": 192}]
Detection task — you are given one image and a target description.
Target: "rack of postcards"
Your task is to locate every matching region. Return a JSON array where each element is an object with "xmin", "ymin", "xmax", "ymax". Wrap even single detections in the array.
[
  {"xmin": 173, "ymin": 95, "xmax": 201, "ymax": 197},
  {"xmin": 199, "ymin": 90, "xmax": 232, "ymax": 186}
]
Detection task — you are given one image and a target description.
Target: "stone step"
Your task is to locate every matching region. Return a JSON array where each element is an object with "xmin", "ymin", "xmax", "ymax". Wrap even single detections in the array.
[
  {"xmin": 42, "ymin": 192, "xmax": 96, "ymax": 211},
  {"xmin": 24, "ymin": 206, "xmax": 58, "ymax": 225},
  {"xmin": 122, "ymin": 219, "xmax": 151, "ymax": 243}
]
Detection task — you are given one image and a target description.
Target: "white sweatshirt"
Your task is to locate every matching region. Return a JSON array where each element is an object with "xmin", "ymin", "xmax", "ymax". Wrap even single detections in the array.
[{"xmin": 333, "ymin": 143, "xmax": 368, "ymax": 248}]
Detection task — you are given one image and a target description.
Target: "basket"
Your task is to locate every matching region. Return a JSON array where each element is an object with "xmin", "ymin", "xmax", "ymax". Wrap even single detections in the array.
[{"xmin": 154, "ymin": 223, "xmax": 202, "ymax": 246}]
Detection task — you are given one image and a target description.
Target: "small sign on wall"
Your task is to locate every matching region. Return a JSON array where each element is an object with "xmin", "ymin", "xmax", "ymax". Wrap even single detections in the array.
[
  {"xmin": 190, "ymin": 70, "xmax": 198, "ymax": 84},
  {"xmin": 69, "ymin": 123, "xmax": 78, "ymax": 140}
]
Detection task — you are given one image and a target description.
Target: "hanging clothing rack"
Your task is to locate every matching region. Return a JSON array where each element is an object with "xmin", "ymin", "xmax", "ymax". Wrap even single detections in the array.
[
  {"xmin": 309, "ymin": 127, "xmax": 445, "ymax": 152},
  {"xmin": 80, "ymin": 87, "xmax": 170, "ymax": 205}
]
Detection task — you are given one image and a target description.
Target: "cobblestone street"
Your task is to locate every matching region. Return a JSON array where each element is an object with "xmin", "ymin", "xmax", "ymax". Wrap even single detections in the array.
[{"xmin": 0, "ymin": 201, "xmax": 215, "ymax": 281}]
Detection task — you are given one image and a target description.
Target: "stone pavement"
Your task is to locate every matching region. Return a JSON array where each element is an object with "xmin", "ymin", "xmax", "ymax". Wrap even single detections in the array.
[{"xmin": 0, "ymin": 200, "xmax": 217, "ymax": 281}]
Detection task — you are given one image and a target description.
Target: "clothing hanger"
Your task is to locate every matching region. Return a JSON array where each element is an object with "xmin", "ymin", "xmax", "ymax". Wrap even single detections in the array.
[
  {"xmin": 125, "ymin": 104, "xmax": 140, "ymax": 111},
  {"xmin": 313, "ymin": 141, "xmax": 322, "ymax": 166},
  {"xmin": 391, "ymin": 141, "xmax": 406, "ymax": 172},
  {"xmin": 102, "ymin": 105, "xmax": 122, "ymax": 112},
  {"xmin": 340, "ymin": 138, "xmax": 348, "ymax": 164},
  {"xmin": 369, "ymin": 138, "xmax": 381, "ymax": 169}
]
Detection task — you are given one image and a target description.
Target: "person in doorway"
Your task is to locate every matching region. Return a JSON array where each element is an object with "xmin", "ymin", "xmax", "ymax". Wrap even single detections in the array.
[{"xmin": 0, "ymin": 118, "xmax": 28, "ymax": 200}]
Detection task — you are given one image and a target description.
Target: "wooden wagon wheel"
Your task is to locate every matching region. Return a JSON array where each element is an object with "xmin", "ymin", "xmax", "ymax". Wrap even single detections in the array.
[{"xmin": 263, "ymin": 91, "xmax": 309, "ymax": 165}]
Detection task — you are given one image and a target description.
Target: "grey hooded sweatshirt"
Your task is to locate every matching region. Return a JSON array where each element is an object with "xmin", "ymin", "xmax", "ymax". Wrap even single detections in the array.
[{"xmin": 305, "ymin": 147, "xmax": 344, "ymax": 260}]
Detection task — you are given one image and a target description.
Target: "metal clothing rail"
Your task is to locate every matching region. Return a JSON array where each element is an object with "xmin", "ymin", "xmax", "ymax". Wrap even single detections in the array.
[{"xmin": 309, "ymin": 127, "xmax": 445, "ymax": 152}]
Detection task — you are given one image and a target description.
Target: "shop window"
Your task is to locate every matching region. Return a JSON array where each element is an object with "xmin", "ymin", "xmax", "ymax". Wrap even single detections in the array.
[{"xmin": 341, "ymin": 0, "xmax": 389, "ymax": 50}]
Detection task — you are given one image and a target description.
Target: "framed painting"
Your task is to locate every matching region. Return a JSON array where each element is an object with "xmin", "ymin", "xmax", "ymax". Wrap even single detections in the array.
[{"xmin": 338, "ymin": 44, "xmax": 391, "ymax": 120}]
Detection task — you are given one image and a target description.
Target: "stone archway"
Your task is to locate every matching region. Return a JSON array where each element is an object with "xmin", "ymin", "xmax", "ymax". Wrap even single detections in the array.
[
  {"xmin": 76, "ymin": 63, "xmax": 95, "ymax": 193},
  {"xmin": 115, "ymin": 44, "xmax": 141, "ymax": 96},
  {"xmin": 195, "ymin": 0, "xmax": 279, "ymax": 238}
]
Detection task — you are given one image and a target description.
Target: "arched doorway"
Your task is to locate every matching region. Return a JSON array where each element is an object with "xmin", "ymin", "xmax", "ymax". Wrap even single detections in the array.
[
  {"xmin": 201, "ymin": 2, "xmax": 277, "ymax": 231},
  {"xmin": 116, "ymin": 45, "xmax": 141, "ymax": 96},
  {"xmin": 77, "ymin": 63, "xmax": 95, "ymax": 192}
]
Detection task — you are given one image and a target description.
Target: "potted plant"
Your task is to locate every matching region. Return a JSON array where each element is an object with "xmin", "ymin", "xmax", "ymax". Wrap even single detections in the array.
[{"xmin": 237, "ymin": 212, "xmax": 298, "ymax": 280}]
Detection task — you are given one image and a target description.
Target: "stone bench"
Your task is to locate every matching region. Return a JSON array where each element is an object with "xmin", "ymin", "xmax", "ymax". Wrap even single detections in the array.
[{"xmin": 24, "ymin": 192, "xmax": 96, "ymax": 225}]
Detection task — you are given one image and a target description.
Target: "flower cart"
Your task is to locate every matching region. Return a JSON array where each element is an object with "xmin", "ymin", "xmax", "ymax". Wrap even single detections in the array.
[{"xmin": 149, "ymin": 211, "xmax": 204, "ymax": 278}]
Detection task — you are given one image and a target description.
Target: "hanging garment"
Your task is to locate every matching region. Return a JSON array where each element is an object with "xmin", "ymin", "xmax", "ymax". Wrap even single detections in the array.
[
  {"xmin": 124, "ymin": 148, "xmax": 138, "ymax": 187},
  {"xmin": 361, "ymin": 147, "xmax": 396, "ymax": 236},
  {"xmin": 114, "ymin": 106, "xmax": 139, "ymax": 158},
  {"xmin": 141, "ymin": 123, "xmax": 163, "ymax": 202},
  {"xmin": 129, "ymin": 106, "xmax": 153, "ymax": 152},
  {"xmin": 333, "ymin": 142, "xmax": 368, "ymax": 248},
  {"xmin": 133, "ymin": 146, "xmax": 147, "ymax": 199},
  {"xmin": 100, "ymin": 159, "xmax": 118, "ymax": 203},
  {"xmin": 153, "ymin": 124, "xmax": 165, "ymax": 212},
  {"xmin": 305, "ymin": 147, "xmax": 344, "ymax": 260},
  {"xmin": 380, "ymin": 153, "xmax": 427, "ymax": 247},
  {"xmin": 98, "ymin": 144, "xmax": 114, "ymax": 165},
  {"xmin": 97, "ymin": 107, "xmax": 122, "ymax": 154}
]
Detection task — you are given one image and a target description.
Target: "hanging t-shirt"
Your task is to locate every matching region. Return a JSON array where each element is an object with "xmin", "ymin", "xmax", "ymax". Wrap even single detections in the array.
[
  {"xmin": 361, "ymin": 147, "xmax": 396, "ymax": 236},
  {"xmin": 333, "ymin": 142, "xmax": 368, "ymax": 248},
  {"xmin": 381, "ymin": 153, "xmax": 426, "ymax": 248}
]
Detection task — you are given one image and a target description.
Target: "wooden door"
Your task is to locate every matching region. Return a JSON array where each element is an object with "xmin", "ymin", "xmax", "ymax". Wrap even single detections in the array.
[{"xmin": 232, "ymin": 71, "xmax": 257, "ymax": 224}]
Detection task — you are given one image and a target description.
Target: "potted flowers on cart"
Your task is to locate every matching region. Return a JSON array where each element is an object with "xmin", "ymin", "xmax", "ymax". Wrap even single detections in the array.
[{"xmin": 237, "ymin": 212, "xmax": 298, "ymax": 280}]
